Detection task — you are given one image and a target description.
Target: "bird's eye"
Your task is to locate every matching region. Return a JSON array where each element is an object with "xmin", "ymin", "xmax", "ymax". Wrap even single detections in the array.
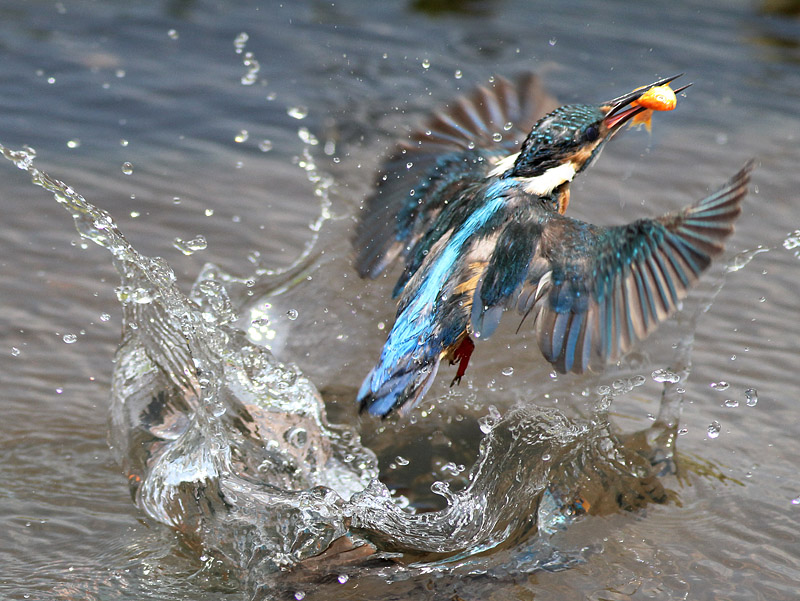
[{"xmin": 584, "ymin": 125, "xmax": 599, "ymax": 142}]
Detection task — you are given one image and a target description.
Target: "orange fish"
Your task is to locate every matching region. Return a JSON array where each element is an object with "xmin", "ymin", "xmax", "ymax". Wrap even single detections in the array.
[{"xmin": 629, "ymin": 83, "xmax": 679, "ymax": 132}]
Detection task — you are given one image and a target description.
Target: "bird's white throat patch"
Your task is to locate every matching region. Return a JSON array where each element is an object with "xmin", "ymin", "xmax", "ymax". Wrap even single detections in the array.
[
  {"xmin": 520, "ymin": 162, "xmax": 577, "ymax": 196},
  {"xmin": 488, "ymin": 154, "xmax": 577, "ymax": 196}
]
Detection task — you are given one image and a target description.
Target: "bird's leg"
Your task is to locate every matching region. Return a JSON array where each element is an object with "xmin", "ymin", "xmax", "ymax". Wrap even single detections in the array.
[{"xmin": 449, "ymin": 335, "xmax": 475, "ymax": 386}]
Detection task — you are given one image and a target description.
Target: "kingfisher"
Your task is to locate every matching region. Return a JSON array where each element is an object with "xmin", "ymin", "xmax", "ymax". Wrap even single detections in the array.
[{"xmin": 353, "ymin": 73, "xmax": 751, "ymax": 417}]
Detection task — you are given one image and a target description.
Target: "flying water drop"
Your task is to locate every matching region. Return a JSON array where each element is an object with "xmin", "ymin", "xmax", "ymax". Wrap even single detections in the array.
[
  {"xmin": 173, "ymin": 235, "xmax": 208, "ymax": 256},
  {"xmin": 652, "ymin": 368, "xmax": 680, "ymax": 384},
  {"xmin": 287, "ymin": 106, "xmax": 308, "ymax": 120}
]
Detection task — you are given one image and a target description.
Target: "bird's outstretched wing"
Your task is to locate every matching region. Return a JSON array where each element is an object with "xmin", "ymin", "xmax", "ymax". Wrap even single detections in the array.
[
  {"xmin": 353, "ymin": 73, "xmax": 559, "ymax": 279},
  {"xmin": 471, "ymin": 162, "xmax": 752, "ymax": 373}
]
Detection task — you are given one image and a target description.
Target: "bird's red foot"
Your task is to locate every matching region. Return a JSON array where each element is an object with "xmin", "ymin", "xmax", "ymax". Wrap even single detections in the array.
[{"xmin": 449, "ymin": 335, "xmax": 475, "ymax": 386}]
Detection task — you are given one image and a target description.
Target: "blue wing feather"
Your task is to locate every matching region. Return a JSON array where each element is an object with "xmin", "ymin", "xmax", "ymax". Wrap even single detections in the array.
[{"xmin": 519, "ymin": 162, "xmax": 751, "ymax": 373}]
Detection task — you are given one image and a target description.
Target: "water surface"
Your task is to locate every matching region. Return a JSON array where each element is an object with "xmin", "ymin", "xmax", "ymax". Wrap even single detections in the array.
[{"xmin": 1, "ymin": 1, "xmax": 800, "ymax": 599}]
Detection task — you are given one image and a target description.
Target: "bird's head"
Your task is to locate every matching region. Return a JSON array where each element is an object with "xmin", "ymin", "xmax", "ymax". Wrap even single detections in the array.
[{"xmin": 492, "ymin": 74, "xmax": 688, "ymax": 197}]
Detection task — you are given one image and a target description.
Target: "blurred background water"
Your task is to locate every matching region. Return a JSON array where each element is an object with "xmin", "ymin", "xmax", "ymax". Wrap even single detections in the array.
[{"xmin": 1, "ymin": 1, "xmax": 800, "ymax": 599}]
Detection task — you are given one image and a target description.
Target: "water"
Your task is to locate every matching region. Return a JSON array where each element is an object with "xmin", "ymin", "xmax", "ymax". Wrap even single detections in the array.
[{"xmin": 2, "ymin": 1, "xmax": 800, "ymax": 599}]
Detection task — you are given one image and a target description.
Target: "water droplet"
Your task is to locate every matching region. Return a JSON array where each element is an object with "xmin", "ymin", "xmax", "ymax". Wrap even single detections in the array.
[
  {"xmin": 66, "ymin": 139, "xmax": 81, "ymax": 149},
  {"xmin": 791, "ymin": 495, "xmax": 800, "ymax": 506},
  {"xmin": 783, "ymin": 230, "xmax": 800, "ymax": 253},
  {"xmin": 394, "ymin": 455, "xmax": 409, "ymax": 466},
  {"xmin": 501, "ymin": 366, "xmax": 514, "ymax": 376},
  {"xmin": 652, "ymin": 368, "xmax": 680, "ymax": 384},
  {"xmin": 548, "ymin": 37, "xmax": 557, "ymax": 46},
  {"xmin": 286, "ymin": 309, "xmax": 299, "ymax": 321},
  {"xmin": 63, "ymin": 333, "xmax": 77, "ymax": 344},
  {"xmin": 167, "ymin": 28, "xmax": 179, "ymax": 40},
  {"xmin": 710, "ymin": 381, "xmax": 729, "ymax": 391},
  {"xmin": 285, "ymin": 427, "xmax": 307, "ymax": 448},
  {"xmin": 431, "ymin": 480, "xmax": 450, "ymax": 495},
  {"xmin": 173, "ymin": 235, "xmax": 207, "ymax": 256},
  {"xmin": 492, "ymin": 132, "xmax": 503, "ymax": 142},
  {"xmin": 258, "ymin": 139, "xmax": 273, "ymax": 152},
  {"xmin": 204, "ymin": 209, "xmax": 214, "ymax": 217},
  {"xmin": 234, "ymin": 130, "xmax": 249, "ymax": 143},
  {"xmin": 287, "ymin": 106, "xmax": 308, "ymax": 120},
  {"xmin": 337, "ymin": 574, "xmax": 349, "ymax": 584},
  {"xmin": 100, "ymin": 313, "xmax": 111, "ymax": 322},
  {"xmin": 233, "ymin": 31, "xmax": 249, "ymax": 53},
  {"xmin": 503, "ymin": 121, "xmax": 513, "ymax": 131},
  {"xmin": 421, "ymin": 58, "xmax": 431, "ymax": 69},
  {"xmin": 11, "ymin": 347, "xmax": 21, "ymax": 357},
  {"xmin": 298, "ymin": 127, "xmax": 318, "ymax": 145},
  {"xmin": 478, "ymin": 405, "xmax": 501, "ymax": 433},
  {"xmin": 240, "ymin": 51, "xmax": 260, "ymax": 86},
  {"xmin": 745, "ymin": 388, "xmax": 758, "ymax": 407},
  {"xmin": 251, "ymin": 316, "xmax": 270, "ymax": 328},
  {"xmin": 454, "ymin": 69, "xmax": 463, "ymax": 79},
  {"xmin": 724, "ymin": 399, "xmax": 739, "ymax": 408},
  {"xmin": 119, "ymin": 139, "xmax": 129, "ymax": 147},
  {"xmin": 707, "ymin": 420, "xmax": 721, "ymax": 439},
  {"xmin": 441, "ymin": 461, "xmax": 460, "ymax": 476},
  {"xmin": 294, "ymin": 592, "xmax": 305, "ymax": 601},
  {"xmin": 121, "ymin": 162, "xmax": 133, "ymax": 175},
  {"xmin": 678, "ymin": 427, "xmax": 688, "ymax": 436}
]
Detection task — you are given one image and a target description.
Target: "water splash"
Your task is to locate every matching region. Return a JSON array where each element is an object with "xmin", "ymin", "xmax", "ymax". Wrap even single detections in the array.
[{"xmin": 1, "ymin": 142, "xmax": 376, "ymax": 574}]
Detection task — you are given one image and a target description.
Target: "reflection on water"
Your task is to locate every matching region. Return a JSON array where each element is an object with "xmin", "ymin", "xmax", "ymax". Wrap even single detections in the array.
[{"xmin": 0, "ymin": 138, "xmax": 733, "ymax": 597}]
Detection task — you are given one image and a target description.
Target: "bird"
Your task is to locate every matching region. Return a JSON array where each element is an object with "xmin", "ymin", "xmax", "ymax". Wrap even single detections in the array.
[{"xmin": 352, "ymin": 73, "xmax": 751, "ymax": 418}]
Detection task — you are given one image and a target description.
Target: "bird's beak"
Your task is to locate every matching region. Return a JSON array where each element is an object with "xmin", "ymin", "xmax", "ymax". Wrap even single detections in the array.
[{"xmin": 601, "ymin": 73, "xmax": 689, "ymax": 130}]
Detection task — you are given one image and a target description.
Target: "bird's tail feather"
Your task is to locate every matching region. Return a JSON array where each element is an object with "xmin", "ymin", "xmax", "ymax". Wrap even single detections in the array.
[{"xmin": 358, "ymin": 358, "xmax": 441, "ymax": 417}]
